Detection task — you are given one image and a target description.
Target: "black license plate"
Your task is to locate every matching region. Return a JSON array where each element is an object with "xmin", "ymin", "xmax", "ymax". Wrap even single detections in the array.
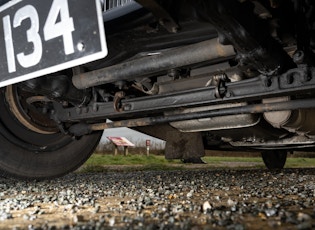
[{"xmin": 0, "ymin": 0, "xmax": 107, "ymax": 87}]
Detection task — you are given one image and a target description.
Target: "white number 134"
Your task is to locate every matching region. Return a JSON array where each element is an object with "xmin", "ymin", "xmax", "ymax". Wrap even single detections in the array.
[{"xmin": 3, "ymin": 0, "xmax": 75, "ymax": 73}]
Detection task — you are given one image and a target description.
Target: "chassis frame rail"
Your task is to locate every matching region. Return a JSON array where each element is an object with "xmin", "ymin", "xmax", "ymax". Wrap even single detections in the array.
[{"xmin": 54, "ymin": 67, "xmax": 315, "ymax": 125}]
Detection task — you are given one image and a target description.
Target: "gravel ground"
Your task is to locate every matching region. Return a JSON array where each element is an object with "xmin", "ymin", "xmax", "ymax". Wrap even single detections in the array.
[{"xmin": 0, "ymin": 168, "xmax": 315, "ymax": 229}]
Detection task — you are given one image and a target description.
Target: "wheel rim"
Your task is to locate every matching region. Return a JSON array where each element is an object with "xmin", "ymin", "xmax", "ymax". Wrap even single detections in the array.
[
  {"xmin": 5, "ymin": 85, "xmax": 58, "ymax": 134},
  {"xmin": 0, "ymin": 85, "xmax": 73, "ymax": 151}
]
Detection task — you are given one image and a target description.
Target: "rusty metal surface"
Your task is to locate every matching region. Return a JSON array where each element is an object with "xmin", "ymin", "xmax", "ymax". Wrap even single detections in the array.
[{"xmin": 72, "ymin": 38, "xmax": 235, "ymax": 89}]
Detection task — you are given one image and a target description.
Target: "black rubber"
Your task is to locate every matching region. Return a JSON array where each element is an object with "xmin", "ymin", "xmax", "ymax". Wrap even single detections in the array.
[
  {"xmin": 261, "ymin": 150, "xmax": 288, "ymax": 170},
  {"xmin": 0, "ymin": 88, "xmax": 102, "ymax": 180}
]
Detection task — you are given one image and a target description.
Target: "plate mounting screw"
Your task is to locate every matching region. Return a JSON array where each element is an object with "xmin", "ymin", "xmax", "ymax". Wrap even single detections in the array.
[{"xmin": 77, "ymin": 42, "xmax": 85, "ymax": 51}]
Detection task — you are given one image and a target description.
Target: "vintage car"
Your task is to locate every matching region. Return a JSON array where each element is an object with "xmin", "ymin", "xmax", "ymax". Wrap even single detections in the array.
[{"xmin": 0, "ymin": 0, "xmax": 314, "ymax": 179}]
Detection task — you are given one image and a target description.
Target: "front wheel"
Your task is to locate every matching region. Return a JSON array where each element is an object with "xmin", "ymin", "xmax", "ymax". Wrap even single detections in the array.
[
  {"xmin": 0, "ymin": 85, "xmax": 102, "ymax": 180},
  {"xmin": 261, "ymin": 150, "xmax": 288, "ymax": 170}
]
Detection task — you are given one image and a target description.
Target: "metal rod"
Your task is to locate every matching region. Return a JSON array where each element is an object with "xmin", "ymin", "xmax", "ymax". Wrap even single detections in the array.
[
  {"xmin": 72, "ymin": 38, "xmax": 235, "ymax": 89},
  {"xmin": 88, "ymin": 98, "xmax": 315, "ymax": 131}
]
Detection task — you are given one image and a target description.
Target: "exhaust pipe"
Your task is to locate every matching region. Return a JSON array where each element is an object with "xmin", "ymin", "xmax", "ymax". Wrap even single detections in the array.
[{"xmin": 72, "ymin": 38, "xmax": 235, "ymax": 89}]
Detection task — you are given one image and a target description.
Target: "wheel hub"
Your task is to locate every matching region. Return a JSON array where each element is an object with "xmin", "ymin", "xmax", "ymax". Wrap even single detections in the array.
[{"xmin": 5, "ymin": 85, "xmax": 58, "ymax": 134}]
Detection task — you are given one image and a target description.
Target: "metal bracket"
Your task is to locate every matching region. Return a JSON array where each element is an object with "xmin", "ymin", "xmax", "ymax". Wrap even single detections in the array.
[
  {"xmin": 213, "ymin": 74, "xmax": 230, "ymax": 99},
  {"xmin": 113, "ymin": 91, "xmax": 126, "ymax": 112}
]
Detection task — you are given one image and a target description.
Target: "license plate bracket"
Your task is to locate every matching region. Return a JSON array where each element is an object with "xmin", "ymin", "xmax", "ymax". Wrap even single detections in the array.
[{"xmin": 0, "ymin": 0, "xmax": 107, "ymax": 87}]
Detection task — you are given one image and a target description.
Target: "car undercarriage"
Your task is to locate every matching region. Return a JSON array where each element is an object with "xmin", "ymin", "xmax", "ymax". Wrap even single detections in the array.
[{"xmin": 1, "ymin": 0, "xmax": 315, "ymax": 179}]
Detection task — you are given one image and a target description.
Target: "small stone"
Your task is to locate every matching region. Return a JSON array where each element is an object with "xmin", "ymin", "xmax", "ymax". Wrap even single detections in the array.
[
  {"xmin": 202, "ymin": 201, "xmax": 212, "ymax": 213},
  {"xmin": 297, "ymin": 212, "xmax": 311, "ymax": 222},
  {"xmin": 187, "ymin": 190, "xmax": 194, "ymax": 199},
  {"xmin": 29, "ymin": 215, "xmax": 36, "ymax": 221},
  {"xmin": 0, "ymin": 212, "xmax": 13, "ymax": 220},
  {"xmin": 258, "ymin": 212, "xmax": 267, "ymax": 220},
  {"xmin": 23, "ymin": 214, "xmax": 30, "ymax": 220},
  {"xmin": 265, "ymin": 209, "xmax": 277, "ymax": 217},
  {"xmin": 109, "ymin": 217, "xmax": 115, "ymax": 227},
  {"xmin": 93, "ymin": 205, "xmax": 100, "ymax": 213},
  {"xmin": 227, "ymin": 198, "xmax": 236, "ymax": 207},
  {"xmin": 73, "ymin": 215, "xmax": 84, "ymax": 223}
]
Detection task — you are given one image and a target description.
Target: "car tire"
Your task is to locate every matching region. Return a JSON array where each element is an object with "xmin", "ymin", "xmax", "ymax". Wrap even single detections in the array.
[
  {"xmin": 261, "ymin": 150, "xmax": 287, "ymax": 170},
  {"xmin": 0, "ymin": 85, "xmax": 102, "ymax": 180}
]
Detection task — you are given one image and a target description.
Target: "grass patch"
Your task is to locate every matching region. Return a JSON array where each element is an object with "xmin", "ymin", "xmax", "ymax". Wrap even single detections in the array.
[
  {"xmin": 85, "ymin": 154, "xmax": 181, "ymax": 166},
  {"xmin": 79, "ymin": 165, "xmax": 108, "ymax": 173},
  {"xmin": 79, "ymin": 154, "xmax": 183, "ymax": 173},
  {"xmin": 202, "ymin": 156, "xmax": 263, "ymax": 163},
  {"xmin": 79, "ymin": 154, "xmax": 315, "ymax": 173},
  {"xmin": 203, "ymin": 156, "xmax": 315, "ymax": 167},
  {"xmin": 285, "ymin": 157, "xmax": 315, "ymax": 168}
]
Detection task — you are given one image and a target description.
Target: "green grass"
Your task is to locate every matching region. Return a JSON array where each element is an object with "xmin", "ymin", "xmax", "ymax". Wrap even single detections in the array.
[
  {"xmin": 85, "ymin": 154, "xmax": 264, "ymax": 166},
  {"xmin": 80, "ymin": 154, "xmax": 183, "ymax": 173},
  {"xmin": 202, "ymin": 156, "xmax": 263, "ymax": 163},
  {"xmin": 204, "ymin": 156, "xmax": 315, "ymax": 168},
  {"xmin": 79, "ymin": 154, "xmax": 315, "ymax": 173},
  {"xmin": 286, "ymin": 157, "xmax": 315, "ymax": 167},
  {"xmin": 85, "ymin": 154, "xmax": 181, "ymax": 166},
  {"xmin": 205, "ymin": 156, "xmax": 315, "ymax": 167}
]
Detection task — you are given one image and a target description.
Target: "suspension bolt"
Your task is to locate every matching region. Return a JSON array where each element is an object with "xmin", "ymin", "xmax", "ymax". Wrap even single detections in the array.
[
  {"xmin": 264, "ymin": 78, "xmax": 272, "ymax": 87},
  {"xmin": 123, "ymin": 104, "xmax": 132, "ymax": 111},
  {"xmin": 293, "ymin": 50, "xmax": 304, "ymax": 64},
  {"xmin": 226, "ymin": 91, "xmax": 232, "ymax": 98},
  {"xmin": 93, "ymin": 104, "xmax": 99, "ymax": 112}
]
